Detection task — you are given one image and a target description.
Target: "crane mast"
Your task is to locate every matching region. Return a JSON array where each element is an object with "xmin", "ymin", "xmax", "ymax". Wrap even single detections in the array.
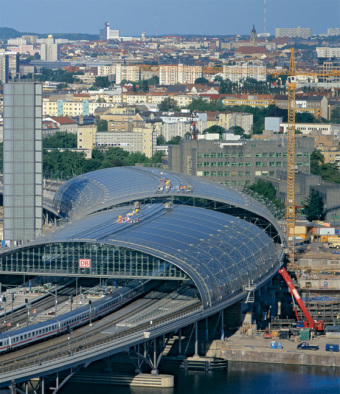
[{"xmin": 286, "ymin": 48, "xmax": 297, "ymax": 269}]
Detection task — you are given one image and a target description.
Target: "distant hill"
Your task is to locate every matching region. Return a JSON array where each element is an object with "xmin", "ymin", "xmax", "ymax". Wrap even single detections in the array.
[{"xmin": 0, "ymin": 27, "xmax": 98, "ymax": 41}]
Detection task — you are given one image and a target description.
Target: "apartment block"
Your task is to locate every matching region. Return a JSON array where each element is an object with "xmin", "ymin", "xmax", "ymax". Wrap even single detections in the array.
[
  {"xmin": 275, "ymin": 26, "xmax": 311, "ymax": 39},
  {"xmin": 316, "ymin": 48, "xmax": 340, "ymax": 59},
  {"xmin": 95, "ymin": 127, "xmax": 156, "ymax": 158},
  {"xmin": 115, "ymin": 64, "xmax": 141, "ymax": 84},
  {"xmin": 40, "ymin": 35, "xmax": 59, "ymax": 61},
  {"xmin": 222, "ymin": 62, "xmax": 266, "ymax": 82},
  {"xmin": 159, "ymin": 64, "xmax": 203, "ymax": 85},
  {"xmin": 168, "ymin": 136, "xmax": 314, "ymax": 187},
  {"xmin": 77, "ymin": 125, "xmax": 97, "ymax": 150},
  {"xmin": 218, "ymin": 112, "xmax": 253, "ymax": 133}
]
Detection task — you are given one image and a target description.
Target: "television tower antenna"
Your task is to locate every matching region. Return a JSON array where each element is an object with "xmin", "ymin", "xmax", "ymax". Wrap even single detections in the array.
[{"xmin": 264, "ymin": 0, "xmax": 267, "ymax": 33}]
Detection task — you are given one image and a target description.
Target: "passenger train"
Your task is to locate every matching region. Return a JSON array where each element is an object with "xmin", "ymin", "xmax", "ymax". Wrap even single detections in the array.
[{"xmin": 0, "ymin": 280, "xmax": 155, "ymax": 354}]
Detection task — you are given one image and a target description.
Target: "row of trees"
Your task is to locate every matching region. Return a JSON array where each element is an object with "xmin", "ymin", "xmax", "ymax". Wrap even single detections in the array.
[{"xmin": 246, "ymin": 179, "xmax": 325, "ymax": 222}]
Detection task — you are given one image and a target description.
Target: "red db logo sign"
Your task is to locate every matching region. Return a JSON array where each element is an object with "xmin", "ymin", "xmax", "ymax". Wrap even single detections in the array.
[{"xmin": 79, "ymin": 259, "xmax": 91, "ymax": 268}]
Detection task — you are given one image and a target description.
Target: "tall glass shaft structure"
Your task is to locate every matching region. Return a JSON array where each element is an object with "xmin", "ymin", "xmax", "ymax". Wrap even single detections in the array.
[{"xmin": 3, "ymin": 82, "xmax": 43, "ymax": 242}]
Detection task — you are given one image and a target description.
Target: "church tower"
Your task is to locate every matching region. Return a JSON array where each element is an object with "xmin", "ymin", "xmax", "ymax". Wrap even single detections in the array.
[{"xmin": 250, "ymin": 25, "xmax": 257, "ymax": 45}]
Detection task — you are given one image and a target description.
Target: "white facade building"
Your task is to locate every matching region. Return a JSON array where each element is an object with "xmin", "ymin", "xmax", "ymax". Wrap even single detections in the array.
[
  {"xmin": 316, "ymin": 47, "xmax": 340, "ymax": 59},
  {"xmin": 159, "ymin": 64, "xmax": 203, "ymax": 85},
  {"xmin": 40, "ymin": 35, "xmax": 59, "ymax": 61},
  {"xmin": 99, "ymin": 22, "xmax": 120, "ymax": 41},
  {"xmin": 275, "ymin": 26, "xmax": 311, "ymax": 39},
  {"xmin": 222, "ymin": 62, "xmax": 266, "ymax": 82}
]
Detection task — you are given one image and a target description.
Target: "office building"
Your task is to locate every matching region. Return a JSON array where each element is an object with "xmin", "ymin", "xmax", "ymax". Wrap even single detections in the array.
[
  {"xmin": 168, "ymin": 136, "xmax": 314, "ymax": 187},
  {"xmin": 99, "ymin": 22, "xmax": 120, "ymax": 41},
  {"xmin": 40, "ymin": 35, "xmax": 59, "ymax": 61},
  {"xmin": 3, "ymin": 82, "xmax": 43, "ymax": 242},
  {"xmin": 0, "ymin": 54, "xmax": 9, "ymax": 84},
  {"xmin": 275, "ymin": 26, "xmax": 311, "ymax": 39}
]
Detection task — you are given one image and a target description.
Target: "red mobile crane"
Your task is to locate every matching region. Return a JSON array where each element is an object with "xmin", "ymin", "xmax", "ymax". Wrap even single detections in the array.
[{"xmin": 279, "ymin": 268, "xmax": 324, "ymax": 332}]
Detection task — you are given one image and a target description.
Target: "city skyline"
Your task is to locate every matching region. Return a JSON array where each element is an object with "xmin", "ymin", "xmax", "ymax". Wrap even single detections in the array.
[{"xmin": 0, "ymin": 0, "xmax": 339, "ymax": 37}]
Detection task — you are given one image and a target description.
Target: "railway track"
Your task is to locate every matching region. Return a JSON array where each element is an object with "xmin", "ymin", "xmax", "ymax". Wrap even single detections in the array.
[
  {"xmin": 0, "ymin": 295, "xmax": 201, "ymax": 373},
  {"xmin": 0, "ymin": 287, "xmax": 75, "ymax": 332}
]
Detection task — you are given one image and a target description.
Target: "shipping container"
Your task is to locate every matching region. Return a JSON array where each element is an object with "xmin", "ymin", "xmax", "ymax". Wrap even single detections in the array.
[
  {"xmin": 317, "ymin": 228, "xmax": 335, "ymax": 236},
  {"xmin": 300, "ymin": 328, "xmax": 310, "ymax": 341}
]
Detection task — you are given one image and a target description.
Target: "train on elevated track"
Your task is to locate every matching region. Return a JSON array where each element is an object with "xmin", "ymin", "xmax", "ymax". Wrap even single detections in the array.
[{"xmin": 0, "ymin": 280, "xmax": 155, "ymax": 354}]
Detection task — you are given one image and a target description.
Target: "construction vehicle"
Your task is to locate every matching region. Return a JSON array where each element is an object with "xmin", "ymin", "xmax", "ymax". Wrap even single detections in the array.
[
  {"xmin": 297, "ymin": 342, "xmax": 319, "ymax": 351},
  {"xmin": 328, "ymin": 238, "xmax": 340, "ymax": 249},
  {"xmin": 279, "ymin": 267, "xmax": 324, "ymax": 332},
  {"xmin": 264, "ymin": 328, "xmax": 272, "ymax": 339}
]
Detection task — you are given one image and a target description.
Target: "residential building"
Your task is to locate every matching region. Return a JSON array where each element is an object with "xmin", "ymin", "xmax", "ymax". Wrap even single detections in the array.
[
  {"xmin": 115, "ymin": 64, "xmax": 141, "ymax": 84},
  {"xmin": 50, "ymin": 116, "xmax": 78, "ymax": 134},
  {"xmin": 222, "ymin": 62, "xmax": 266, "ymax": 82},
  {"xmin": 275, "ymin": 26, "xmax": 311, "ymax": 39},
  {"xmin": 218, "ymin": 112, "xmax": 253, "ymax": 133},
  {"xmin": 0, "ymin": 52, "xmax": 20, "ymax": 83},
  {"xmin": 0, "ymin": 54, "xmax": 9, "ymax": 83},
  {"xmin": 327, "ymin": 28, "xmax": 340, "ymax": 37},
  {"xmin": 95, "ymin": 127, "xmax": 156, "ymax": 158},
  {"xmin": 168, "ymin": 136, "xmax": 314, "ymax": 186},
  {"xmin": 317, "ymin": 61, "xmax": 340, "ymax": 84},
  {"xmin": 77, "ymin": 125, "xmax": 97, "ymax": 151},
  {"xmin": 100, "ymin": 113, "xmax": 145, "ymax": 132},
  {"xmin": 3, "ymin": 82, "xmax": 43, "ymax": 242},
  {"xmin": 222, "ymin": 95, "xmax": 276, "ymax": 108},
  {"xmin": 316, "ymin": 47, "xmax": 340, "ymax": 59},
  {"xmin": 159, "ymin": 64, "xmax": 203, "ymax": 85},
  {"xmin": 40, "ymin": 35, "xmax": 59, "ymax": 61},
  {"xmin": 275, "ymin": 95, "xmax": 328, "ymax": 119}
]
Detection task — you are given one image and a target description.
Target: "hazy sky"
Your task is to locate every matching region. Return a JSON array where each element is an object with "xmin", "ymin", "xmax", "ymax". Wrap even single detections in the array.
[{"xmin": 0, "ymin": 0, "xmax": 339, "ymax": 36}]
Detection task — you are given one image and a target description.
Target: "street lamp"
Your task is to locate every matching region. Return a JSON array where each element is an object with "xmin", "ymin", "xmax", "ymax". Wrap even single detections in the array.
[
  {"xmin": 89, "ymin": 300, "xmax": 92, "ymax": 327},
  {"xmin": 44, "ymin": 288, "xmax": 58, "ymax": 317}
]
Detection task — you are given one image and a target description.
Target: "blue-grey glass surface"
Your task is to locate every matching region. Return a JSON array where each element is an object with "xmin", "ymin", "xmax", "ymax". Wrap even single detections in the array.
[
  {"xmin": 30, "ymin": 204, "xmax": 280, "ymax": 307},
  {"xmin": 53, "ymin": 167, "xmax": 283, "ymax": 241}
]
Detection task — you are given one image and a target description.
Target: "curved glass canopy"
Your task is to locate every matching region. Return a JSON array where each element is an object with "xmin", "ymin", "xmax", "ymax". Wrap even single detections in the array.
[
  {"xmin": 53, "ymin": 167, "xmax": 283, "ymax": 243},
  {"xmin": 2, "ymin": 204, "xmax": 282, "ymax": 308}
]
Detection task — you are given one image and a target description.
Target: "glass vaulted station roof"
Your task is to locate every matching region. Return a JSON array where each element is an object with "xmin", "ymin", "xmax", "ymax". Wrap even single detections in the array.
[
  {"xmin": 53, "ymin": 167, "xmax": 283, "ymax": 243},
  {"xmin": 25, "ymin": 203, "xmax": 282, "ymax": 308}
]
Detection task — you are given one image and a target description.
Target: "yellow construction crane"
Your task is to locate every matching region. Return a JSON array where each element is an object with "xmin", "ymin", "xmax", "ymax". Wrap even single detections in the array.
[{"xmin": 271, "ymin": 48, "xmax": 340, "ymax": 271}]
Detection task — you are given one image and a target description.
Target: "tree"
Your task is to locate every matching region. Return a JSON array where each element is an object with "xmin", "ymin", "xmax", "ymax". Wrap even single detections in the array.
[
  {"xmin": 248, "ymin": 179, "xmax": 284, "ymax": 210},
  {"xmin": 330, "ymin": 105, "xmax": 340, "ymax": 123},
  {"xmin": 195, "ymin": 77, "xmax": 209, "ymax": 84},
  {"xmin": 157, "ymin": 135, "xmax": 166, "ymax": 145},
  {"xmin": 159, "ymin": 98, "xmax": 180, "ymax": 112},
  {"xmin": 230, "ymin": 126, "xmax": 245, "ymax": 136},
  {"xmin": 43, "ymin": 132, "xmax": 77, "ymax": 149},
  {"xmin": 310, "ymin": 149, "xmax": 340, "ymax": 183},
  {"xmin": 303, "ymin": 189, "xmax": 325, "ymax": 221},
  {"xmin": 97, "ymin": 119, "xmax": 108, "ymax": 132},
  {"xmin": 203, "ymin": 125, "xmax": 225, "ymax": 134},
  {"xmin": 92, "ymin": 76, "xmax": 111, "ymax": 89},
  {"xmin": 310, "ymin": 149, "xmax": 324, "ymax": 175},
  {"xmin": 141, "ymin": 80, "xmax": 149, "ymax": 92},
  {"xmin": 167, "ymin": 136, "xmax": 182, "ymax": 145}
]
